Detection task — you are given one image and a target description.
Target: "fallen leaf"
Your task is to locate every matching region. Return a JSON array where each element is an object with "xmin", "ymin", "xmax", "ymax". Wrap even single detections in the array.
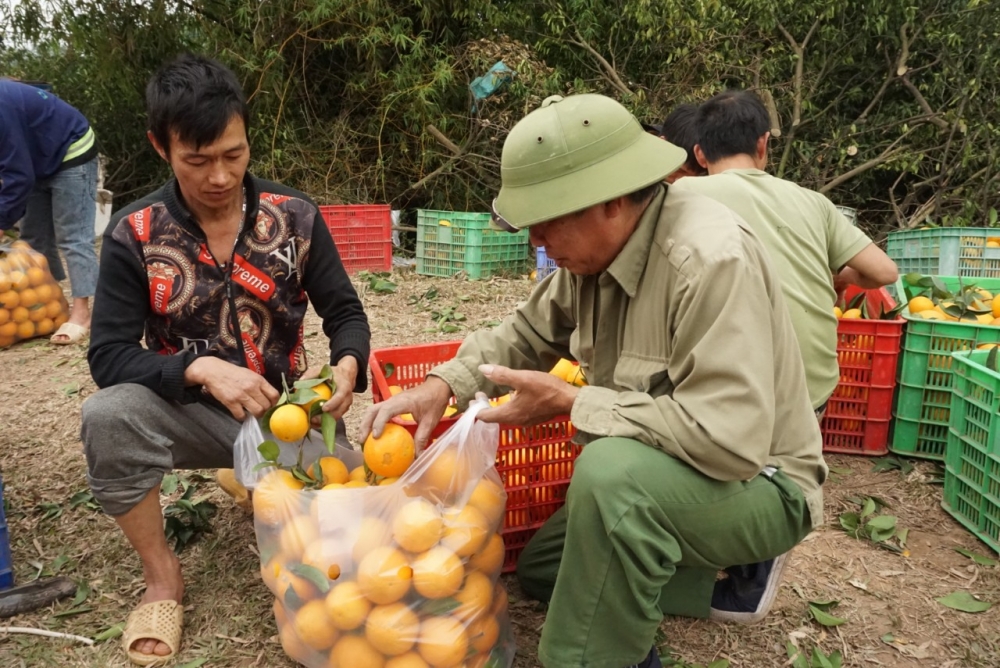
[
  {"xmin": 955, "ymin": 547, "xmax": 998, "ymax": 567},
  {"xmin": 936, "ymin": 591, "xmax": 992, "ymax": 613}
]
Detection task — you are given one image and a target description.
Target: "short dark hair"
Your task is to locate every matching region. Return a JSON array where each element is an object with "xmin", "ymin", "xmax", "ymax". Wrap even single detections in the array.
[
  {"xmin": 696, "ymin": 89, "xmax": 770, "ymax": 163},
  {"xmin": 146, "ymin": 54, "xmax": 249, "ymax": 154},
  {"xmin": 659, "ymin": 103, "xmax": 705, "ymax": 174},
  {"xmin": 627, "ymin": 181, "xmax": 662, "ymax": 205}
]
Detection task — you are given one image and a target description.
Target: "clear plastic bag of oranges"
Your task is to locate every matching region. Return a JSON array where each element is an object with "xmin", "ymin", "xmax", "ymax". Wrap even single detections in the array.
[
  {"xmin": 0, "ymin": 240, "xmax": 70, "ymax": 348},
  {"xmin": 234, "ymin": 398, "xmax": 517, "ymax": 668}
]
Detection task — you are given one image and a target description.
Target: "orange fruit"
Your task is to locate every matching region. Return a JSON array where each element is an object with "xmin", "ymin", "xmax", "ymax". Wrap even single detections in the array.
[
  {"xmin": 468, "ymin": 533, "xmax": 505, "ymax": 575},
  {"xmin": 304, "ymin": 381, "xmax": 334, "ymax": 412},
  {"xmin": 9, "ymin": 271, "xmax": 29, "ymax": 291},
  {"xmin": 0, "ymin": 309, "xmax": 7, "ymax": 326},
  {"xmin": 392, "ymin": 499, "xmax": 443, "ymax": 553},
  {"xmin": 53, "ymin": 312, "xmax": 68, "ymax": 328},
  {"xmin": 302, "ymin": 538, "xmax": 346, "ymax": 581},
  {"xmin": 351, "ymin": 516, "xmax": 392, "ymax": 563},
  {"xmin": 325, "ymin": 580, "xmax": 372, "ymax": 631},
  {"xmin": 330, "ymin": 634, "xmax": 385, "ymax": 668},
  {"xmin": 993, "ymin": 298, "xmax": 1000, "ymax": 319},
  {"xmin": 833, "ymin": 306, "xmax": 843, "ymax": 318},
  {"xmin": 269, "ymin": 403, "xmax": 310, "ymax": 442},
  {"xmin": 385, "ymin": 653, "xmax": 431, "ymax": 668},
  {"xmin": 0, "ymin": 275, "xmax": 9, "ymax": 293},
  {"xmin": 36, "ymin": 318, "xmax": 55, "ymax": 336},
  {"xmin": 366, "ymin": 602, "xmax": 420, "ymax": 656},
  {"xmin": 441, "ymin": 504, "xmax": 490, "ymax": 557},
  {"xmin": 279, "ymin": 515, "xmax": 319, "ymax": 560},
  {"xmin": 417, "ymin": 616, "xmax": 469, "ymax": 668},
  {"xmin": 17, "ymin": 288, "xmax": 37, "ymax": 308},
  {"xmin": 378, "ymin": 477, "xmax": 399, "ymax": 486},
  {"xmin": 908, "ymin": 296, "xmax": 935, "ymax": 314},
  {"xmin": 26, "ymin": 267, "xmax": 46, "ymax": 287},
  {"xmin": 45, "ymin": 299, "xmax": 63, "ymax": 318},
  {"xmin": 467, "ymin": 479, "xmax": 505, "ymax": 528},
  {"xmin": 293, "ymin": 599, "xmax": 339, "ymax": 650},
  {"xmin": 0, "ymin": 321, "xmax": 17, "ymax": 339},
  {"xmin": 388, "ymin": 385, "xmax": 404, "ymax": 396},
  {"xmin": 491, "ymin": 583, "xmax": 508, "ymax": 616},
  {"xmin": 421, "ymin": 449, "xmax": 462, "ymax": 496},
  {"xmin": 549, "ymin": 358, "xmax": 577, "ymax": 382},
  {"xmin": 467, "ymin": 614, "xmax": 499, "ymax": 654},
  {"xmin": 28, "ymin": 305, "xmax": 46, "ymax": 323},
  {"xmin": 273, "ymin": 598, "xmax": 289, "ymax": 628},
  {"xmin": 253, "ymin": 468, "xmax": 305, "ymax": 526},
  {"xmin": 453, "ymin": 570, "xmax": 494, "ymax": 623},
  {"xmin": 278, "ymin": 622, "xmax": 311, "ymax": 664},
  {"xmin": 260, "ymin": 555, "xmax": 285, "ymax": 591},
  {"xmin": 0, "ymin": 291, "xmax": 18, "ymax": 310},
  {"xmin": 349, "ymin": 466, "xmax": 367, "ymax": 483},
  {"xmin": 10, "ymin": 306, "xmax": 29, "ymax": 323},
  {"xmin": 275, "ymin": 566, "xmax": 318, "ymax": 604},
  {"xmin": 357, "ymin": 546, "xmax": 413, "ymax": 605},
  {"xmin": 364, "ymin": 423, "xmax": 416, "ymax": 478},
  {"xmin": 16, "ymin": 321, "xmax": 34, "ymax": 340},
  {"xmin": 841, "ymin": 308, "xmax": 862, "ymax": 319},
  {"xmin": 412, "ymin": 546, "xmax": 464, "ymax": 599},
  {"xmin": 310, "ymin": 456, "xmax": 350, "ymax": 486},
  {"xmin": 33, "ymin": 283, "xmax": 53, "ymax": 304}
]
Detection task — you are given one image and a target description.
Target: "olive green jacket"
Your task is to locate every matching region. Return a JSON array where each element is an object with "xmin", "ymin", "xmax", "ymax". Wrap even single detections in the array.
[{"xmin": 430, "ymin": 186, "xmax": 827, "ymax": 528}]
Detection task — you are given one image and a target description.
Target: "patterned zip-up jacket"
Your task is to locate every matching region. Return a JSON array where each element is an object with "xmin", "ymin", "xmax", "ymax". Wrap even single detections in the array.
[{"xmin": 88, "ymin": 174, "xmax": 370, "ymax": 402}]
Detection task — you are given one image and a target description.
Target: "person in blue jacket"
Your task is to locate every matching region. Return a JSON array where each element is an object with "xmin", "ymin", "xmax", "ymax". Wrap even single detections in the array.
[{"xmin": 0, "ymin": 79, "xmax": 100, "ymax": 344}]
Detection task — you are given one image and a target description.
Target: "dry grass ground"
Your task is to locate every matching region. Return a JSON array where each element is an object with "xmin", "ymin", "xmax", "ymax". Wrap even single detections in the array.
[{"xmin": 0, "ymin": 269, "xmax": 998, "ymax": 667}]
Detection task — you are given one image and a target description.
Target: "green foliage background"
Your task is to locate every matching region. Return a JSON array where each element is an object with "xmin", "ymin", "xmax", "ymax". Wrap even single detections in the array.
[{"xmin": 2, "ymin": 0, "xmax": 997, "ymax": 236}]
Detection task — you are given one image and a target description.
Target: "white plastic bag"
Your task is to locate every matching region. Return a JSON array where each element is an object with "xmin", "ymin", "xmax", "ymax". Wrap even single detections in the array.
[{"xmin": 234, "ymin": 400, "xmax": 517, "ymax": 668}]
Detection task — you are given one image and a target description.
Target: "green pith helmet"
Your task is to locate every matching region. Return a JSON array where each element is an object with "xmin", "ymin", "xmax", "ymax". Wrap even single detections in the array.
[{"xmin": 492, "ymin": 94, "xmax": 687, "ymax": 230}]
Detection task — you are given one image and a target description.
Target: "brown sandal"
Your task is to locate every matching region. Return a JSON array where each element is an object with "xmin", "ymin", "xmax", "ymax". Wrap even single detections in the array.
[{"xmin": 122, "ymin": 600, "xmax": 184, "ymax": 666}]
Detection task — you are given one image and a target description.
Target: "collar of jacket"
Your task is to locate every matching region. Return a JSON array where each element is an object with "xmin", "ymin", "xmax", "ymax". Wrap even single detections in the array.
[{"xmin": 161, "ymin": 171, "xmax": 260, "ymax": 241}]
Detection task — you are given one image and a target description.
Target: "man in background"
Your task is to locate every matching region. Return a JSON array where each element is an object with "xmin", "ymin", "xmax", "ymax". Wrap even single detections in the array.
[
  {"xmin": 644, "ymin": 103, "xmax": 707, "ymax": 183},
  {"xmin": 0, "ymin": 78, "xmax": 100, "ymax": 344},
  {"xmin": 672, "ymin": 89, "xmax": 897, "ymax": 621}
]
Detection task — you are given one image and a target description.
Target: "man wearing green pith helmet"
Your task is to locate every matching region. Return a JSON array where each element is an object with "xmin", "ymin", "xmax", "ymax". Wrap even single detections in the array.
[{"xmin": 362, "ymin": 94, "xmax": 826, "ymax": 668}]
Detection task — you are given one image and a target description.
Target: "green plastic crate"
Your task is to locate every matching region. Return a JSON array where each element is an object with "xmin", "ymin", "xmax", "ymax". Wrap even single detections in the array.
[
  {"xmin": 887, "ymin": 228, "xmax": 1000, "ymax": 278},
  {"xmin": 944, "ymin": 350, "xmax": 1000, "ymax": 553},
  {"xmin": 416, "ymin": 209, "xmax": 530, "ymax": 279},
  {"xmin": 892, "ymin": 275, "xmax": 1000, "ymax": 460}
]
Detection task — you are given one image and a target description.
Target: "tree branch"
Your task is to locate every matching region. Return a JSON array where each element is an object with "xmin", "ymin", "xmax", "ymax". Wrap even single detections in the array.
[
  {"xmin": 900, "ymin": 76, "xmax": 950, "ymax": 129},
  {"xmin": 775, "ymin": 19, "xmax": 820, "ymax": 177},
  {"xmin": 569, "ymin": 29, "xmax": 633, "ymax": 97}
]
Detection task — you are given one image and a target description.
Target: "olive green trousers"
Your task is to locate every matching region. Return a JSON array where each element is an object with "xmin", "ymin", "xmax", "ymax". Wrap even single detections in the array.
[{"xmin": 515, "ymin": 437, "xmax": 813, "ymax": 668}]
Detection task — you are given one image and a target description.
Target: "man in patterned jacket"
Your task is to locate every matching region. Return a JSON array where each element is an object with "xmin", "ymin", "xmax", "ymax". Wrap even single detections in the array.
[{"xmin": 81, "ymin": 54, "xmax": 370, "ymax": 665}]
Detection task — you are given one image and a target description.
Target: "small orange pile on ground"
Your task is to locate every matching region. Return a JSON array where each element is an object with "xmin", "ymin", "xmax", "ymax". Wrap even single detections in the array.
[{"xmin": 0, "ymin": 240, "xmax": 70, "ymax": 348}]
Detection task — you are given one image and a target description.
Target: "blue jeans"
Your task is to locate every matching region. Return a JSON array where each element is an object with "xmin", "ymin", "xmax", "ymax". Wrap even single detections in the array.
[{"xmin": 19, "ymin": 157, "xmax": 99, "ymax": 298}]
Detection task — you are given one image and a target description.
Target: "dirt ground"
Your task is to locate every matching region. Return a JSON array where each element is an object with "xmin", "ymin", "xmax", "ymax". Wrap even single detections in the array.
[{"xmin": 1, "ymin": 269, "xmax": 998, "ymax": 668}]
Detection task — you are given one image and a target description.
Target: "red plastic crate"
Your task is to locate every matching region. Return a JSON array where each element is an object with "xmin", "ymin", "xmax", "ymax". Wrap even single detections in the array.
[
  {"xmin": 370, "ymin": 342, "xmax": 582, "ymax": 572},
  {"xmin": 318, "ymin": 204, "xmax": 392, "ymax": 274},
  {"xmin": 820, "ymin": 286, "xmax": 904, "ymax": 455}
]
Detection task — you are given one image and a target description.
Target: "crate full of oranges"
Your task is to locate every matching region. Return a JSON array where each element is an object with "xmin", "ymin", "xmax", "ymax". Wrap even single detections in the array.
[{"xmin": 892, "ymin": 273, "xmax": 1000, "ymax": 460}]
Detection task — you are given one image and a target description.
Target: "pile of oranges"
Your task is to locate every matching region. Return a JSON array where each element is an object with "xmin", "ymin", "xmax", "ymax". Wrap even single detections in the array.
[
  {"xmin": 0, "ymin": 241, "xmax": 69, "ymax": 348},
  {"xmin": 906, "ymin": 290, "xmax": 1000, "ymax": 324},
  {"xmin": 254, "ymin": 450, "xmax": 512, "ymax": 667}
]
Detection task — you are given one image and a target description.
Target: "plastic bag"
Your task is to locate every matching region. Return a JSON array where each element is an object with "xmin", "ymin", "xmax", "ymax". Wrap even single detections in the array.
[
  {"xmin": 234, "ymin": 399, "xmax": 517, "ymax": 668},
  {"xmin": 0, "ymin": 240, "xmax": 70, "ymax": 348}
]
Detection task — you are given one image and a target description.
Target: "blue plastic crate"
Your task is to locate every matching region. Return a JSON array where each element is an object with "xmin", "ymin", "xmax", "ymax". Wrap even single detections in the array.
[
  {"xmin": 0, "ymin": 474, "xmax": 13, "ymax": 590},
  {"xmin": 536, "ymin": 247, "xmax": 558, "ymax": 281}
]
